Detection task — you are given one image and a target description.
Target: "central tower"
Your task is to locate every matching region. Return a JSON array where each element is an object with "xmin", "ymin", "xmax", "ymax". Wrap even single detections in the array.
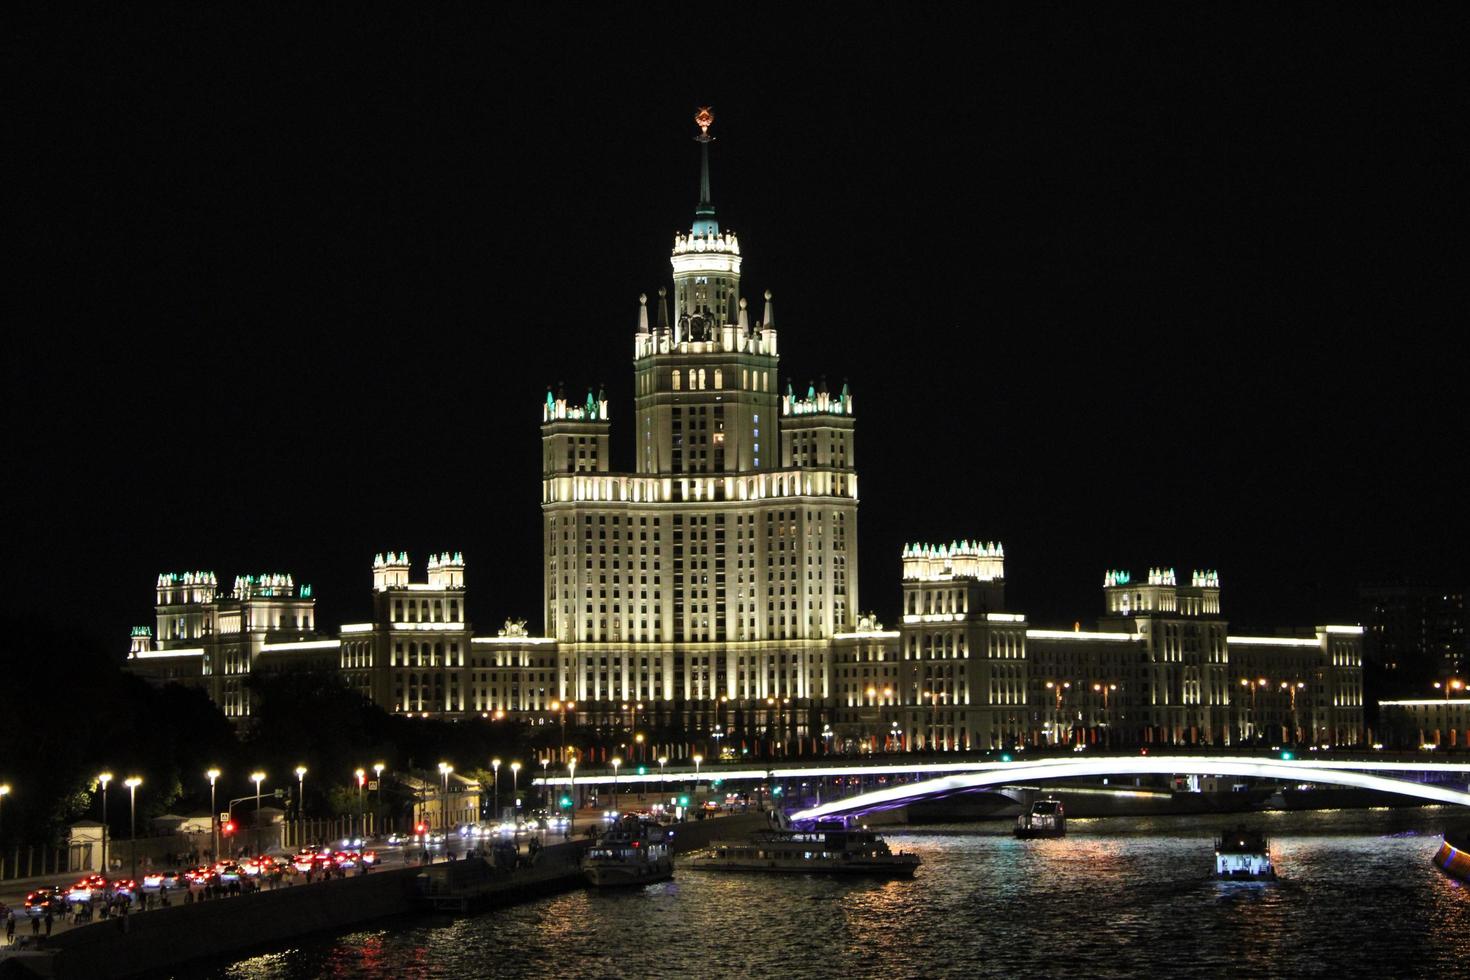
[{"xmin": 543, "ymin": 109, "xmax": 860, "ymax": 734}]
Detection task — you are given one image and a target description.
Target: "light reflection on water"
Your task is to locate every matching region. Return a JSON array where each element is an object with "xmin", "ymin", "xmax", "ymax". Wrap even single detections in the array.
[{"xmin": 198, "ymin": 808, "xmax": 1468, "ymax": 980}]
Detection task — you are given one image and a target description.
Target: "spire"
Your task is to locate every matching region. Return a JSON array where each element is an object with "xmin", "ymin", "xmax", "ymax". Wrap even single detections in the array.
[
  {"xmin": 637, "ymin": 293, "xmax": 649, "ymax": 333},
  {"xmin": 692, "ymin": 107, "xmax": 718, "ymax": 237},
  {"xmin": 657, "ymin": 286, "xmax": 669, "ymax": 331},
  {"xmin": 737, "ymin": 296, "xmax": 750, "ymax": 331},
  {"xmin": 762, "ymin": 289, "xmax": 774, "ymax": 329}
]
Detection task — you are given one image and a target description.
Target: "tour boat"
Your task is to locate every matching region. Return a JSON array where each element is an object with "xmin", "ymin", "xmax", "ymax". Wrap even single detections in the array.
[
  {"xmin": 1215, "ymin": 826, "xmax": 1277, "ymax": 882},
  {"xmin": 1014, "ymin": 798, "xmax": 1066, "ymax": 839},
  {"xmin": 581, "ymin": 817, "xmax": 674, "ymax": 888},
  {"xmin": 688, "ymin": 825, "xmax": 920, "ymax": 877},
  {"xmin": 1432, "ymin": 827, "xmax": 1470, "ymax": 882}
]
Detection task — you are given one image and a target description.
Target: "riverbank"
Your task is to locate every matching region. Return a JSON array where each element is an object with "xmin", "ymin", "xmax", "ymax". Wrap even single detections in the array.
[{"xmin": 1, "ymin": 813, "xmax": 770, "ymax": 979}]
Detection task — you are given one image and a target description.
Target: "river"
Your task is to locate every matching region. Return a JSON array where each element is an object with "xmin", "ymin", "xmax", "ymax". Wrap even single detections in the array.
[{"xmin": 187, "ymin": 807, "xmax": 1468, "ymax": 979}]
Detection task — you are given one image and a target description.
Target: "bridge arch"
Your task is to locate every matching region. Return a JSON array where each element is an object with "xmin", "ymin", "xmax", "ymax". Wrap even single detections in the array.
[{"xmin": 791, "ymin": 756, "xmax": 1470, "ymax": 821}]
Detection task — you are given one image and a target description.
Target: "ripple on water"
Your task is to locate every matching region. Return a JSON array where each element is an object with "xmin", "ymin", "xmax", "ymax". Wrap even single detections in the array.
[{"xmin": 195, "ymin": 808, "xmax": 1468, "ymax": 980}]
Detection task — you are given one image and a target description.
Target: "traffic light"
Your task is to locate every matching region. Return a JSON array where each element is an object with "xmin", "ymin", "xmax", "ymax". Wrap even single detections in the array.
[
  {"xmin": 222, "ymin": 820, "xmax": 237, "ymax": 837},
  {"xmin": 637, "ymin": 766, "xmax": 647, "ymax": 776},
  {"xmin": 560, "ymin": 796, "xmax": 573, "ymax": 809},
  {"xmin": 1280, "ymin": 751, "xmax": 1294, "ymax": 761},
  {"xmin": 678, "ymin": 795, "xmax": 689, "ymax": 806},
  {"xmin": 414, "ymin": 822, "xmax": 427, "ymax": 835}
]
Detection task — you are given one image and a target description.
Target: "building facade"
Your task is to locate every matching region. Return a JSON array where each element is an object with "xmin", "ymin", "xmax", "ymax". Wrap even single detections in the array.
[{"xmin": 125, "ymin": 111, "xmax": 1365, "ymax": 748}]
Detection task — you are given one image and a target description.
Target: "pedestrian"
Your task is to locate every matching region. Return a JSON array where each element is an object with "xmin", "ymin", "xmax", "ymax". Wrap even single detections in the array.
[
  {"xmin": 43, "ymin": 910, "xmax": 53, "ymax": 937},
  {"xmin": 32, "ymin": 913, "xmax": 40, "ymax": 936},
  {"xmin": 6, "ymin": 908, "xmax": 16, "ymax": 944}
]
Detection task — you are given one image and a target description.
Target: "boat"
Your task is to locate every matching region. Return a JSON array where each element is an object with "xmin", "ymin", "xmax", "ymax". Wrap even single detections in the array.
[
  {"xmin": 1014, "ymin": 798, "xmax": 1066, "ymax": 839},
  {"xmin": 687, "ymin": 824, "xmax": 920, "ymax": 877},
  {"xmin": 580, "ymin": 816, "xmax": 674, "ymax": 887},
  {"xmin": 1432, "ymin": 827, "xmax": 1470, "ymax": 882},
  {"xmin": 1214, "ymin": 825, "xmax": 1277, "ymax": 881}
]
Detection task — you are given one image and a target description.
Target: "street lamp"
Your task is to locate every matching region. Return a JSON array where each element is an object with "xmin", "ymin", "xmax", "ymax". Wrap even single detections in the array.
[
  {"xmin": 355, "ymin": 768, "xmax": 366, "ymax": 840},
  {"xmin": 373, "ymin": 763, "xmax": 385, "ymax": 837},
  {"xmin": 124, "ymin": 776, "xmax": 142, "ymax": 881},
  {"xmin": 658, "ymin": 756, "xmax": 668, "ymax": 794},
  {"xmin": 492, "ymin": 758, "xmax": 502, "ymax": 821},
  {"xmin": 437, "ymin": 763, "xmax": 453, "ymax": 838},
  {"xmin": 510, "ymin": 762, "xmax": 521, "ymax": 811},
  {"xmin": 250, "ymin": 772, "xmax": 265, "ymax": 856},
  {"xmin": 611, "ymin": 757, "xmax": 622, "ymax": 812},
  {"xmin": 0, "ymin": 784, "xmax": 10, "ymax": 847},
  {"xmin": 294, "ymin": 766, "xmax": 307, "ymax": 830},
  {"xmin": 567, "ymin": 757, "xmax": 577, "ymax": 837},
  {"xmin": 206, "ymin": 768, "xmax": 220, "ymax": 860},
  {"xmin": 97, "ymin": 772, "xmax": 113, "ymax": 873},
  {"xmin": 692, "ymin": 753, "xmax": 703, "ymax": 780}
]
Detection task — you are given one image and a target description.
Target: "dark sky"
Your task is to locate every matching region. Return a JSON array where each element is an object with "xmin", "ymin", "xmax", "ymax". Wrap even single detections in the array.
[{"xmin": 7, "ymin": 6, "xmax": 1467, "ymax": 658}]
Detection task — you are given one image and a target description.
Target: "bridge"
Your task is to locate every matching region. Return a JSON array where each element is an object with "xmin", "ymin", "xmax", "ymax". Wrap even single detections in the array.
[
  {"xmin": 789, "ymin": 755, "xmax": 1470, "ymax": 820},
  {"xmin": 533, "ymin": 751, "xmax": 1470, "ymax": 817}
]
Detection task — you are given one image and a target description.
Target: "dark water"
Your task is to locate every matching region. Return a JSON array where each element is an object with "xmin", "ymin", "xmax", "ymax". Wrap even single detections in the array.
[{"xmin": 194, "ymin": 808, "xmax": 1468, "ymax": 979}]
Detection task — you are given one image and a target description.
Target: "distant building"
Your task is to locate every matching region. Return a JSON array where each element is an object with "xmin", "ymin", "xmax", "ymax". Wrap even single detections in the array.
[
  {"xmin": 124, "ymin": 110, "xmax": 1366, "ymax": 749},
  {"xmin": 1360, "ymin": 584, "xmax": 1467, "ymax": 696},
  {"xmin": 1376, "ymin": 697, "xmax": 1470, "ymax": 749}
]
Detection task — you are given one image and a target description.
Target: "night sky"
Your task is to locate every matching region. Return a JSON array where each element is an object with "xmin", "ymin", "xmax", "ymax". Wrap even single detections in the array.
[{"xmin": 8, "ymin": 6, "xmax": 1467, "ymax": 660}]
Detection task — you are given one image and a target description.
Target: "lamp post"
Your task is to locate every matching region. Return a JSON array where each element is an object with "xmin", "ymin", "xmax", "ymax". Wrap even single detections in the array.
[
  {"xmin": 540, "ymin": 758, "xmax": 549, "ymax": 808},
  {"xmin": 567, "ymin": 758, "xmax": 577, "ymax": 837},
  {"xmin": 692, "ymin": 753, "xmax": 703, "ymax": 782},
  {"xmin": 1093, "ymin": 683, "xmax": 1118, "ymax": 745},
  {"xmin": 658, "ymin": 756, "xmax": 668, "ymax": 794},
  {"xmin": 97, "ymin": 772, "xmax": 113, "ymax": 873},
  {"xmin": 373, "ymin": 763, "xmax": 385, "ymax": 837},
  {"xmin": 437, "ymin": 763, "xmax": 453, "ymax": 838},
  {"xmin": 250, "ymin": 772, "xmax": 265, "ymax": 857},
  {"xmin": 510, "ymin": 763, "xmax": 521, "ymax": 812},
  {"xmin": 1282, "ymin": 681, "xmax": 1307, "ymax": 743},
  {"xmin": 124, "ymin": 776, "xmax": 142, "ymax": 881},
  {"xmin": 552, "ymin": 700, "xmax": 576, "ymax": 763},
  {"xmin": 206, "ymin": 769, "xmax": 220, "ymax": 860},
  {"xmin": 0, "ymin": 784, "xmax": 10, "ymax": 847},
  {"xmin": 491, "ymin": 758, "xmax": 502, "ymax": 822},
  {"xmin": 294, "ymin": 767, "xmax": 307, "ymax": 843},
  {"xmin": 355, "ymin": 768, "xmax": 366, "ymax": 840},
  {"xmin": 611, "ymin": 757, "xmax": 622, "ymax": 812}
]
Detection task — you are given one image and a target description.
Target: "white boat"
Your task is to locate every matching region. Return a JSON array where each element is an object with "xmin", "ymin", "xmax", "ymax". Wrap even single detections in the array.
[
  {"xmin": 688, "ymin": 825, "xmax": 920, "ymax": 877},
  {"xmin": 1014, "ymin": 798, "xmax": 1066, "ymax": 839},
  {"xmin": 1215, "ymin": 826, "xmax": 1277, "ymax": 882},
  {"xmin": 581, "ymin": 817, "xmax": 674, "ymax": 888}
]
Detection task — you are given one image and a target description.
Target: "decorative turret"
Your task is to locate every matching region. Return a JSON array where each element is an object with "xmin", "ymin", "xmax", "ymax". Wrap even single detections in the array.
[
  {"xmin": 427, "ymin": 551, "xmax": 466, "ymax": 589},
  {"xmin": 373, "ymin": 551, "xmax": 410, "ymax": 591},
  {"xmin": 902, "ymin": 540, "xmax": 1005, "ymax": 582},
  {"xmin": 156, "ymin": 570, "xmax": 217, "ymax": 605},
  {"xmin": 129, "ymin": 626, "xmax": 154, "ymax": 658},
  {"xmin": 232, "ymin": 573, "xmax": 295, "ymax": 599},
  {"xmin": 783, "ymin": 378, "xmax": 854, "ymax": 416},
  {"xmin": 542, "ymin": 387, "xmax": 609, "ymax": 422}
]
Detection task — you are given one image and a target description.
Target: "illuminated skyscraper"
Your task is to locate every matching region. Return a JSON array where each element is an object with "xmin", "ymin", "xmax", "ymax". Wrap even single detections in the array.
[{"xmin": 541, "ymin": 108, "xmax": 857, "ymax": 728}]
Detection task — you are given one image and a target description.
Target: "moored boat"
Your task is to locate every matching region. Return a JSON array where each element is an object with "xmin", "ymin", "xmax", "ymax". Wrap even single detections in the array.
[
  {"xmin": 1432, "ymin": 827, "xmax": 1470, "ymax": 882},
  {"xmin": 1014, "ymin": 798, "xmax": 1066, "ymax": 839},
  {"xmin": 581, "ymin": 816, "xmax": 674, "ymax": 888},
  {"xmin": 688, "ymin": 824, "xmax": 920, "ymax": 877},
  {"xmin": 1215, "ymin": 825, "xmax": 1277, "ymax": 882}
]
